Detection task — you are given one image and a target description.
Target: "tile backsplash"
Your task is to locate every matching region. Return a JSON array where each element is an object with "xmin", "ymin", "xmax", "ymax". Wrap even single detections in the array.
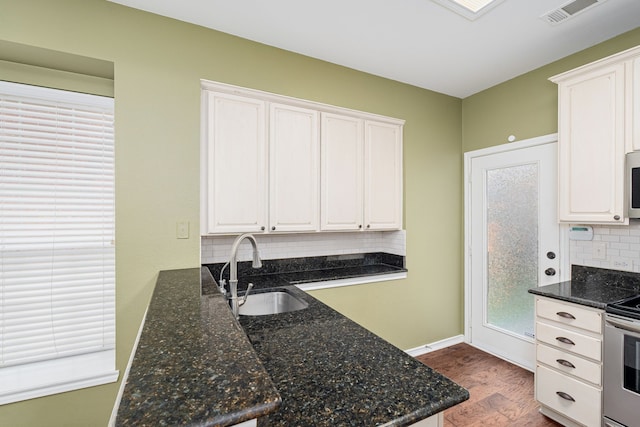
[
  {"xmin": 570, "ymin": 220, "xmax": 640, "ymax": 273},
  {"xmin": 201, "ymin": 230, "xmax": 406, "ymax": 265}
]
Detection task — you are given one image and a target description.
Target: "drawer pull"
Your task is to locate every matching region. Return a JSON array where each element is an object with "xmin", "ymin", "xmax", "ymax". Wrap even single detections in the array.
[
  {"xmin": 556, "ymin": 336, "xmax": 575, "ymax": 345},
  {"xmin": 556, "ymin": 311, "xmax": 576, "ymax": 320},
  {"xmin": 556, "ymin": 359, "xmax": 576, "ymax": 368},
  {"xmin": 556, "ymin": 391, "xmax": 575, "ymax": 402}
]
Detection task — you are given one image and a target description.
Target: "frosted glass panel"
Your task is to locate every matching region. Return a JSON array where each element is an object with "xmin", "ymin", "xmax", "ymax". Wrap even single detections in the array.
[{"xmin": 486, "ymin": 164, "xmax": 538, "ymax": 339}]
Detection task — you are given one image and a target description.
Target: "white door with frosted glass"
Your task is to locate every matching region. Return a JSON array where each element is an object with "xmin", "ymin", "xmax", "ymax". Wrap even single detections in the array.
[{"xmin": 465, "ymin": 136, "xmax": 561, "ymax": 371}]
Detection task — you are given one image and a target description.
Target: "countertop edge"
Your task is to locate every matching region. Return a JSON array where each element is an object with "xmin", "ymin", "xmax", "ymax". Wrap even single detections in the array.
[
  {"xmin": 118, "ymin": 265, "xmax": 467, "ymax": 427},
  {"xmin": 116, "ymin": 268, "xmax": 282, "ymax": 427},
  {"xmin": 295, "ymin": 270, "xmax": 407, "ymax": 291},
  {"xmin": 528, "ymin": 265, "xmax": 640, "ymax": 310},
  {"xmin": 527, "ymin": 287, "xmax": 608, "ymax": 310}
]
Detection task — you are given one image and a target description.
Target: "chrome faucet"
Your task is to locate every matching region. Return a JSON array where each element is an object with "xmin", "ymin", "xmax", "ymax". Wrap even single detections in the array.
[{"xmin": 228, "ymin": 233, "xmax": 262, "ymax": 318}]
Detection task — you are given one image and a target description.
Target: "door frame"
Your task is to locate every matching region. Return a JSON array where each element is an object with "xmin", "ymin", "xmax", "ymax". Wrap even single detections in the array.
[{"xmin": 463, "ymin": 133, "xmax": 570, "ymax": 366}]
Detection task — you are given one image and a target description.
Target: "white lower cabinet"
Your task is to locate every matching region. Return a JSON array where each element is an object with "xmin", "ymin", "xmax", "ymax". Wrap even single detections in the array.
[
  {"xmin": 534, "ymin": 297, "xmax": 603, "ymax": 427},
  {"xmin": 409, "ymin": 412, "xmax": 443, "ymax": 427},
  {"xmin": 231, "ymin": 420, "xmax": 257, "ymax": 427},
  {"xmin": 536, "ymin": 364, "xmax": 601, "ymax": 427},
  {"xmin": 536, "ymin": 343, "xmax": 601, "ymax": 386}
]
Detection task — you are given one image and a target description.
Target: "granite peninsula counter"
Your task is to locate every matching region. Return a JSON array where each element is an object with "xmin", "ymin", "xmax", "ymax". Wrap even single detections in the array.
[{"xmin": 116, "ymin": 263, "xmax": 468, "ymax": 426}]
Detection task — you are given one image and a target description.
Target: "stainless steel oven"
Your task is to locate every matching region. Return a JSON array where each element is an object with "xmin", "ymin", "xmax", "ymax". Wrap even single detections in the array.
[{"xmin": 604, "ymin": 295, "xmax": 640, "ymax": 427}]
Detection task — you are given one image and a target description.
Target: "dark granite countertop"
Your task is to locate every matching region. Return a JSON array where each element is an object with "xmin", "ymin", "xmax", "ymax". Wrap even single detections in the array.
[
  {"xmin": 528, "ymin": 265, "xmax": 640, "ymax": 309},
  {"xmin": 204, "ymin": 252, "xmax": 407, "ymax": 293},
  {"xmin": 239, "ymin": 285, "xmax": 469, "ymax": 426},
  {"xmin": 117, "ymin": 260, "xmax": 468, "ymax": 426},
  {"xmin": 116, "ymin": 268, "xmax": 281, "ymax": 427}
]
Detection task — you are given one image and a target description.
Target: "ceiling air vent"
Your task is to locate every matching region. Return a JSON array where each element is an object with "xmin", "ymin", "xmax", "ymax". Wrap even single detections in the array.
[{"xmin": 541, "ymin": 0, "xmax": 608, "ymax": 25}]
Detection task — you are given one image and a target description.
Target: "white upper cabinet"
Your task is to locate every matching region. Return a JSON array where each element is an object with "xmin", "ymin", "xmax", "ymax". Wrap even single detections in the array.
[
  {"xmin": 269, "ymin": 103, "xmax": 320, "ymax": 232},
  {"xmin": 320, "ymin": 113, "xmax": 364, "ymax": 231},
  {"xmin": 364, "ymin": 120, "xmax": 403, "ymax": 230},
  {"xmin": 201, "ymin": 80, "xmax": 404, "ymax": 235},
  {"xmin": 202, "ymin": 91, "xmax": 267, "ymax": 234},
  {"xmin": 320, "ymin": 114, "xmax": 403, "ymax": 231},
  {"xmin": 551, "ymin": 45, "xmax": 640, "ymax": 224},
  {"xmin": 555, "ymin": 62, "xmax": 626, "ymax": 224},
  {"xmin": 633, "ymin": 56, "xmax": 640, "ymax": 151}
]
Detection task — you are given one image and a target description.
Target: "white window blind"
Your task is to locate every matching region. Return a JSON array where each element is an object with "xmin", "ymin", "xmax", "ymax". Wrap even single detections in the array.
[{"xmin": 0, "ymin": 81, "xmax": 118, "ymax": 404}]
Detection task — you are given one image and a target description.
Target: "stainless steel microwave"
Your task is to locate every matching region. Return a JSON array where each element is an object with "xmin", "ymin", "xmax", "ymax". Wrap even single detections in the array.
[{"xmin": 628, "ymin": 151, "xmax": 640, "ymax": 218}]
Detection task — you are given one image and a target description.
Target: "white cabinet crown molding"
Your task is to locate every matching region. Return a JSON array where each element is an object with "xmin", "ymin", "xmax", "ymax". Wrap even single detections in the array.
[
  {"xmin": 549, "ymin": 44, "xmax": 640, "ymax": 83},
  {"xmin": 200, "ymin": 79, "xmax": 405, "ymax": 126}
]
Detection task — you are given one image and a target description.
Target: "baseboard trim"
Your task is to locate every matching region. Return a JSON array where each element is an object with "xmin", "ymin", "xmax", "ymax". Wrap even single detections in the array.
[{"xmin": 404, "ymin": 334, "xmax": 465, "ymax": 357}]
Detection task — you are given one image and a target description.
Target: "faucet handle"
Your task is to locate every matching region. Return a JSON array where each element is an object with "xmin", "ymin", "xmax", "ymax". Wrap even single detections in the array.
[
  {"xmin": 239, "ymin": 283, "xmax": 254, "ymax": 307},
  {"xmin": 218, "ymin": 278, "xmax": 227, "ymax": 296}
]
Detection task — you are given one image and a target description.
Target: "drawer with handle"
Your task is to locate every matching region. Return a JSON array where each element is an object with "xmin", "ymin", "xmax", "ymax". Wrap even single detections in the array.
[
  {"xmin": 536, "ymin": 321, "xmax": 601, "ymax": 361},
  {"xmin": 536, "ymin": 298, "xmax": 602, "ymax": 334},
  {"xmin": 536, "ymin": 297, "xmax": 602, "ymax": 333},
  {"xmin": 536, "ymin": 342, "xmax": 601, "ymax": 386},
  {"xmin": 536, "ymin": 364, "xmax": 601, "ymax": 427}
]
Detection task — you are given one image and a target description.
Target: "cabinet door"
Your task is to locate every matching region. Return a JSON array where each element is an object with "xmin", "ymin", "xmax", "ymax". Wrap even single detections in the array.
[
  {"xmin": 557, "ymin": 63, "xmax": 626, "ymax": 223},
  {"xmin": 536, "ymin": 364, "xmax": 601, "ymax": 427},
  {"xmin": 203, "ymin": 92, "xmax": 267, "ymax": 234},
  {"xmin": 633, "ymin": 57, "xmax": 640, "ymax": 151},
  {"xmin": 269, "ymin": 103, "xmax": 319, "ymax": 232},
  {"xmin": 320, "ymin": 113, "xmax": 363, "ymax": 231},
  {"xmin": 364, "ymin": 121, "xmax": 402, "ymax": 230}
]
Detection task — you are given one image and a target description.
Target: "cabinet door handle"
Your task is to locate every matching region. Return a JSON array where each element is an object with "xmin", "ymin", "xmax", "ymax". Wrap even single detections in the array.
[
  {"xmin": 556, "ymin": 336, "xmax": 575, "ymax": 346},
  {"xmin": 556, "ymin": 359, "xmax": 576, "ymax": 368},
  {"xmin": 556, "ymin": 391, "xmax": 575, "ymax": 402},
  {"xmin": 614, "ymin": 215, "xmax": 621, "ymax": 220},
  {"xmin": 260, "ymin": 226, "xmax": 265, "ymax": 231},
  {"xmin": 556, "ymin": 311, "xmax": 576, "ymax": 320},
  {"xmin": 271, "ymin": 226, "xmax": 276, "ymax": 231}
]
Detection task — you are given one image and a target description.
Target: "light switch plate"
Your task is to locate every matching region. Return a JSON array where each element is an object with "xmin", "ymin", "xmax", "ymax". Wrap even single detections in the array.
[{"xmin": 176, "ymin": 221, "xmax": 189, "ymax": 239}]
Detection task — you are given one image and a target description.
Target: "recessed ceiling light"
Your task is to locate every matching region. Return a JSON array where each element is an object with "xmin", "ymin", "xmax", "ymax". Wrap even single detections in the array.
[
  {"xmin": 453, "ymin": 0, "xmax": 498, "ymax": 13},
  {"xmin": 431, "ymin": 0, "xmax": 506, "ymax": 20}
]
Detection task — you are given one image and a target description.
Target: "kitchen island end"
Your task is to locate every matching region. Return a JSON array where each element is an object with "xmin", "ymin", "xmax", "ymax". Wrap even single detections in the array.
[{"xmin": 115, "ymin": 267, "xmax": 468, "ymax": 426}]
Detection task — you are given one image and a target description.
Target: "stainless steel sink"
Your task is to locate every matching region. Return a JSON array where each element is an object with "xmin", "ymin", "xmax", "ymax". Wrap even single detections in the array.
[{"xmin": 238, "ymin": 290, "xmax": 308, "ymax": 316}]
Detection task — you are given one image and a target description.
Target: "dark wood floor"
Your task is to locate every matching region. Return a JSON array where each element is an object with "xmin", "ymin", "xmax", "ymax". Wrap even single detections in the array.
[{"xmin": 417, "ymin": 343, "xmax": 562, "ymax": 427}]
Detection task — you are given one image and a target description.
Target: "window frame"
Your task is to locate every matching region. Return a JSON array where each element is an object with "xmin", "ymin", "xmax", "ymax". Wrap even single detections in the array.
[{"xmin": 0, "ymin": 80, "xmax": 118, "ymax": 405}]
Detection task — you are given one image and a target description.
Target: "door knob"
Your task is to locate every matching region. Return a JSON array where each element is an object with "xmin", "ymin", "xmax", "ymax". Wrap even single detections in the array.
[{"xmin": 545, "ymin": 268, "xmax": 556, "ymax": 276}]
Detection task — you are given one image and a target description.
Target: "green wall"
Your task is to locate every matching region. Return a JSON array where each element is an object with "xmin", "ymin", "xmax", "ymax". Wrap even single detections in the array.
[
  {"xmin": 2, "ymin": 0, "xmax": 638, "ymax": 424},
  {"xmin": 0, "ymin": 1, "xmax": 462, "ymax": 425},
  {"xmin": 462, "ymin": 27, "xmax": 640, "ymax": 152}
]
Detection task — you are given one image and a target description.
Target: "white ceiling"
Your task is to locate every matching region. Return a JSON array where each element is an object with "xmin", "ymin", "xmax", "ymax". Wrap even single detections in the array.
[{"xmin": 107, "ymin": 0, "xmax": 640, "ymax": 98}]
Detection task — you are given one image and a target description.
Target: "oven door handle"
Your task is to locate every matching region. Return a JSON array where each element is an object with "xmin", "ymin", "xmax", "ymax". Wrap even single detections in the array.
[{"xmin": 606, "ymin": 315, "xmax": 640, "ymax": 334}]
